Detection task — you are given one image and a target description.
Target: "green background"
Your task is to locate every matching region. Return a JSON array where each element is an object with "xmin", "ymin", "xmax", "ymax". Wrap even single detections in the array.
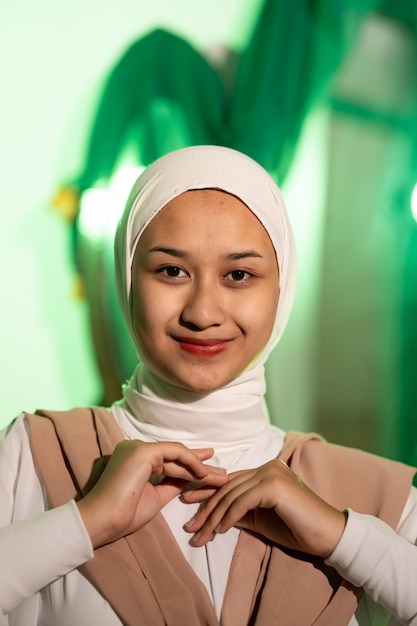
[
  {"xmin": 0, "ymin": 0, "xmax": 262, "ymax": 424},
  {"xmin": 1, "ymin": 1, "xmax": 417, "ymax": 469}
]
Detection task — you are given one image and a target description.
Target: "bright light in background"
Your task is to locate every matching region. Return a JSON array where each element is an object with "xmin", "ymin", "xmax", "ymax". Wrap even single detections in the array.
[
  {"xmin": 78, "ymin": 188, "xmax": 109, "ymax": 241},
  {"xmin": 411, "ymin": 184, "xmax": 417, "ymax": 223},
  {"xmin": 78, "ymin": 166, "xmax": 144, "ymax": 240},
  {"xmin": 108, "ymin": 167, "xmax": 145, "ymax": 230}
]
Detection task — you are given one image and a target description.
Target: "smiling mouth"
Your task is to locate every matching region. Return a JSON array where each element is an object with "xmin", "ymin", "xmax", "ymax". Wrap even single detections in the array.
[{"xmin": 174, "ymin": 337, "xmax": 231, "ymax": 356}]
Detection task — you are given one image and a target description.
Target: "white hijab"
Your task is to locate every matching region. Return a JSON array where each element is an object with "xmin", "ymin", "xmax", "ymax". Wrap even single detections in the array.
[{"xmin": 113, "ymin": 145, "xmax": 297, "ymax": 466}]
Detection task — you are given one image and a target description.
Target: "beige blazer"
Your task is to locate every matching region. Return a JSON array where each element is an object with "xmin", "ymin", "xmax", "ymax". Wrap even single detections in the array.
[{"xmin": 26, "ymin": 407, "xmax": 415, "ymax": 626}]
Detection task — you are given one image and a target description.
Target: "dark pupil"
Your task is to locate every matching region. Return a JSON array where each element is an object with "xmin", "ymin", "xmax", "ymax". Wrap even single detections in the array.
[
  {"xmin": 231, "ymin": 270, "xmax": 245, "ymax": 281},
  {"xmin": 167, "ymin": 266, "xmax": 180, "ymax": 277}
]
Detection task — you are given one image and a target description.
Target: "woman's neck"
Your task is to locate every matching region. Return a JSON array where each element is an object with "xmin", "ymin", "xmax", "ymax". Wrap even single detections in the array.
[{"xmin": 112, "ymin": 362, "xmax": 272, "ymax": 468}]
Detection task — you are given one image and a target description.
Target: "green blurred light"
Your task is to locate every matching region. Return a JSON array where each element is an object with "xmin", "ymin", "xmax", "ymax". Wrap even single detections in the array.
[{"xmin": 411, "ymin": 184, "xmax": 417, "ymax": 222}]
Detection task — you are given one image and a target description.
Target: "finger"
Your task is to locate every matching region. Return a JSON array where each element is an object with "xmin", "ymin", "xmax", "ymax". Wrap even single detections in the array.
[
  {"xmin": 178, "ymin": 464, "xmax": 227, "ymax": 478},
  {"xmin": 200, "ymin": 464, "xmax": 227, "ymax": 474},
  {"xmin": 191, "ymin": 448, "xmax": 215, "ymax": 461},
  {"xmin": 181, "ymin": 450, "xmax": 227, "ymax": 476},
  {"xmin": 185, "ymin": 473, "xmax": 260, "ymax": 540},
  {"xmin": 160, "ymin": 461, "xmax": 229, "ymax": 486},
  {"xmin": 170, "ymin": 448, "xmax": 217, "ymax": 478},
  {"xmin": 194, "ymin": 471, "xmax": 229, "ymax": 487},
  {"xmin": 191, "ymin": 481, "xmax": 265, "ymax": 546},
  {"xmin": 185, "ymin": 469, "xmax": 258, "ymax": 530},
  {"xmin": 181, "ymin": 487, "xmax": 219, "ymax": 502},
  {"xmin": 131, "ymin": 442, "xmax": 223, "ymax": 481},
  {"xmin": 155, "ymin": 478, "xmax": 189, "ymax": 506},
  {"xmin": 141, "ymin": 443, "xmax": 215, "ymax": 479}
]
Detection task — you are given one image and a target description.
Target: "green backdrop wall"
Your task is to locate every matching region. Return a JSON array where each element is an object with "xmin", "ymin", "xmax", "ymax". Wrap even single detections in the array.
[{"xmin": 0, "ymin": 0, "xmax": 262, "ymax": 427}]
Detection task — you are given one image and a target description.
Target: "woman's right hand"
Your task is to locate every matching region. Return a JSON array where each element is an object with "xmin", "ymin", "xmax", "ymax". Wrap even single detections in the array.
[{"xmin": 76, "ymin": 440, "xmax": 228, "ymax": 548}]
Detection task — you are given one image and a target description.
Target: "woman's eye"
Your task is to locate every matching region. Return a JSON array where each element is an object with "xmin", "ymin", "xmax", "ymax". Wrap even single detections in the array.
[
  {"xmin": 161, "ymin": 266, "xmax": 186, "ymax": 278},
  {"xmin": 227, "ymin": 269, "xmax": 251, "ymax": 282}
]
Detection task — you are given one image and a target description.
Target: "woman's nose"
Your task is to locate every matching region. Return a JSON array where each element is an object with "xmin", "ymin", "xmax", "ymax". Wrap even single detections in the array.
[{"xmin": 180, "ymin": 281, "xmax": 226, "ymax": 330}]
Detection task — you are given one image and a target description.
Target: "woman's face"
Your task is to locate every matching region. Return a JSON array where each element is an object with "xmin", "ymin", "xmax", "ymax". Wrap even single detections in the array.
[{"xmin": 131, "ymin": 189, "xmax": 279, "ymax": 392}]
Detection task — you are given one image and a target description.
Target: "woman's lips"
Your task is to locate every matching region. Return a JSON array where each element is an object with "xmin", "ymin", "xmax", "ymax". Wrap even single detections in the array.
[{"xmin": 175, "ymin": 337, "xmax": 230, "ymax": 356}]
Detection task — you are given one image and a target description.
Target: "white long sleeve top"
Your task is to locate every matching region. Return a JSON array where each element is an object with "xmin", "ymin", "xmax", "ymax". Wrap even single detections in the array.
[{"xmin": 1, "ymin": 411, "xmax": 417, "ymax": 626}]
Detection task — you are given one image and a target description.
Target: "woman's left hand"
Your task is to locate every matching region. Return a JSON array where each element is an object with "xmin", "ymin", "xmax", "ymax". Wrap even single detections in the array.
[{"xmin": 183, "ymin": 459, "xmax": 346, "ymax": 558}]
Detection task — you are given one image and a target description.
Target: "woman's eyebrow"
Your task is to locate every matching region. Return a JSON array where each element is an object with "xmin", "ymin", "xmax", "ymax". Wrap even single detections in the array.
[
  {"xmin": 224, "ymin": 251, "xmax": 263, "ymax": 260},
  {"xmin": 147, "ymin": 246, "xmax": 188, "ymax": 258},
  {"xmin": 146, "ymin": 247, "xmax": 263, "ymax": 261}
]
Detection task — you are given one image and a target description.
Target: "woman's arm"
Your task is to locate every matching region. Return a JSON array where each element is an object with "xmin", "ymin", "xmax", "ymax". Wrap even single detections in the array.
[
  {"xmin": 184, "ymin": 461, "xmax": 417, "ymax": 625},
  {"xmin": 0, "ymin": 416, "xmax": 93, "ymax": 615},
  {"xmin": 0, "ymin": 416, "xmax": 228, "ymax": 614},
  {"xmin": 326, "ymin": 500, "xmax": 417, "ymax": 626},
  {"xmin": 0, "ymin": 502, "xmax": 93, "ymax": 615}
]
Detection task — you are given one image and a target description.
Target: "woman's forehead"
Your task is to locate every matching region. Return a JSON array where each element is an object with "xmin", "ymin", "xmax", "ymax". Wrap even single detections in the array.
[
  {"xmin": 144, "ymin": 188, "xmax": 254, "ymax": 226},
  {"xmin": 136, "ymin": 188, "xmax": 277, "ymax": 256}
]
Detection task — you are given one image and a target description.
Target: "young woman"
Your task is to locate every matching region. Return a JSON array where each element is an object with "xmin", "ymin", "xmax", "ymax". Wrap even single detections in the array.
[{"xmin": 1, "ymin": 145, "xmax": 416, "ymax": 626}]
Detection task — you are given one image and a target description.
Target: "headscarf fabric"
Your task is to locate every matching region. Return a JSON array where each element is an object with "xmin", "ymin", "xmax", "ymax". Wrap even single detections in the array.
[{"xmin": 114, "ymin": 145, "xmax": 297, "ymax": 378}]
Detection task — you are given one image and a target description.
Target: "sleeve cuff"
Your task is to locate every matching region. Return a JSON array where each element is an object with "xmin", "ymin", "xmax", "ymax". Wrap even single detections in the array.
[
  {"xmin": 325, "ymin": 508, "xmax": 417, "ymax": 624},
  {"xmin": 325, "ymin": 508, "xmax": 397, "ymax": 587}
]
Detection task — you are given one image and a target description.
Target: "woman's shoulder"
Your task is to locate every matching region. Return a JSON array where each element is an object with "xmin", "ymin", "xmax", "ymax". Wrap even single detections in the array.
[
  {"xmin": 0, "ymin": 413, "xmax": 45, "ymax": 519},
  {"xmin": 283, "ymin": 430, "xmax": 416, "ymax": 529},
  {"xmin": 0, "ymin": 412, "xmax": 31, "ymax": 457},
  {"xmin": 24, "ymin": 406, "xmax": 116, "ymax": 438},
  {"xmin": 283, "ymin": 429, "xmax": 415, "ymax": 474},
  {"xmin": 0, "ymin": 407, "xmax": 114, "ymax": 474}
]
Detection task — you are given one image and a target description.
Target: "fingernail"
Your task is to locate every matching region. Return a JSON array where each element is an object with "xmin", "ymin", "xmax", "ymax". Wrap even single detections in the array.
[
  {"xmin": 192, "ymin": 531, "xmax": 201, "ymax": 545},
  {"xmin": 184, "ymin": 515, "xmax": 196, "ymax": 529}
]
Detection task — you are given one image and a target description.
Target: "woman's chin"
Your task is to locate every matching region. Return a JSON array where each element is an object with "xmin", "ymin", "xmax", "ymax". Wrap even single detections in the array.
[{"xmin": 160, "ymin": 369, "xmax": 233, "ymax": 395}]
